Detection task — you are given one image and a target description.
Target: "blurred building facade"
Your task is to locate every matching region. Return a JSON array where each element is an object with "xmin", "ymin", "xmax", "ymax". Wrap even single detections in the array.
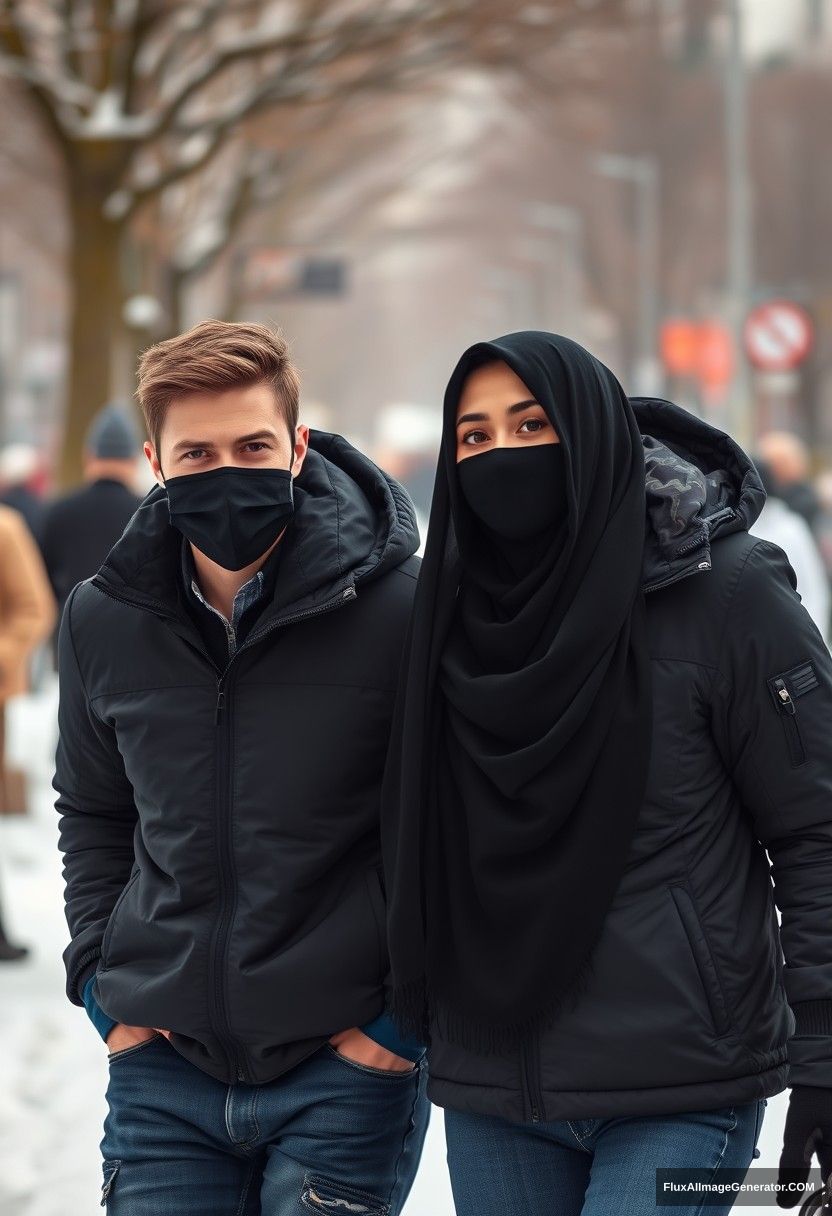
[{"xmin": 0, "ymin": 1, "xmax": 831, "ymax": 480}]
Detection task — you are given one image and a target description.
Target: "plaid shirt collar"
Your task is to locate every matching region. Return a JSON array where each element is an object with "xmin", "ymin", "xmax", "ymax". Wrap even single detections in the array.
[{"xmin": 180, "ymin": 538, "xmax": 266, "ymax": 658}]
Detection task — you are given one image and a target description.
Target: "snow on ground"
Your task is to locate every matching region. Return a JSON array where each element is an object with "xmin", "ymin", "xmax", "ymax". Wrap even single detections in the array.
[
  {"xmin": 0, "ymin": 676, "xmax": 453, "ymax": 1216},
  {"xmin": 0, "ymin": 677, "xmax": 793, "ymax": 1215}
]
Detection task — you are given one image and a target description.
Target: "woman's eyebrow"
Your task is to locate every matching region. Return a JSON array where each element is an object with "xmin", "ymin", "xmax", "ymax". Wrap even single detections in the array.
[
  {"xmin": 506, "ymin": 398, "xmax": 540, "ymax": 415},
  {"xmin": 456, "ymin": 399, "xmax": 540, "ymax": 427}
]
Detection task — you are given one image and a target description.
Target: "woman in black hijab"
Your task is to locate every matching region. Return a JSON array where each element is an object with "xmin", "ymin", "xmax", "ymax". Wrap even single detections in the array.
[{"xmin": 383, "ymin": 332, "xmax": 832, "ymax": 1214}]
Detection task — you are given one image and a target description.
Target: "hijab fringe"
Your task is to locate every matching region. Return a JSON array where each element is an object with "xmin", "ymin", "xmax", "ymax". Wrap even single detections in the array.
[{"xmin": 390, "ymin": 954, "xmax": 597, "ymax": 1058}]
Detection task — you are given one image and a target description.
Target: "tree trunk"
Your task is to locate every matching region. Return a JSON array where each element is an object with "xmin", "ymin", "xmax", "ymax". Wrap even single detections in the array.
[{"xmin": 59, "ymin": 154, "xmax": 125, "ymax": 488}]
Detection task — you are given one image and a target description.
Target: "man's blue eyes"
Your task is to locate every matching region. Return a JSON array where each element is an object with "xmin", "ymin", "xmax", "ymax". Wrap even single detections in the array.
[{"xmin": 182, "ymin": 443, "xmax": 270, "ymax": 459}]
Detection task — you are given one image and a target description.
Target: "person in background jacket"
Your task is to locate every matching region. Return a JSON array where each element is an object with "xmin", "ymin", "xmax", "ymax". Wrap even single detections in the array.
[
  {"xmin": 758, "ymin": 430, "xmax": 821, "ymax": 534},
  {"xmin": 751, "ymin": 456, "xmax": 830, "ymax": 647},
  {"xmin": 0, "ymin": 442, "xmax": 45, "ymax": 544},
  {"xmin": 383, "ymin": 331, "xmax": 832, "ymax": 1215},
  {"xmin": 54, "ymin": 321, "xmax": 428, "ymax": 1214},
  {"xmin": 40, "ymin": 403, "xmax": 143, "ymax": 641},
  {"xmin": 0, "ymin": 503, "xmax": 56, "ymax": 957}
]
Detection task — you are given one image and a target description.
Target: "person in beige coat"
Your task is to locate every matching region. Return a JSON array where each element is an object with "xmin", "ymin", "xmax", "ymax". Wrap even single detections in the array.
[{"xmin": 0, "ymin": 503, "xmax": 56, "ymax": 960}]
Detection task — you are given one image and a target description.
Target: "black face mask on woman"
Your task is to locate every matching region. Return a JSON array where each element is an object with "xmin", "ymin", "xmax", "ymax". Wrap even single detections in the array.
[
  {"xmin": 164, "ymin": 464, "xmax": 294, "ymax": 571},
  {"xmin": 457, "ymin": 442, "xmax": 567, "ymax": 541}
]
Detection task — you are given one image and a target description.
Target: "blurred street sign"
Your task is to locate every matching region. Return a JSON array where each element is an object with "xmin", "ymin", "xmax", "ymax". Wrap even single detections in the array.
[
  {"xmin": 744, "ymin": 300, "xmax": 813, "ymax": 372},
  {"xmin": 239, "ymin": 247, "xmax": 347, "ymax": 300},
  {"xmin": 695, "ymin": 321, "xmax": 734, "ymax": 393},
  {"xmin": 660, "ymin": 319, "xmax": 734, "ymax": 395},
  {"xmin": 661, "ymin": 320, "xmax": 699, "ymax": 376},
  {"xmin": 757, "ymin": 369, "xmax": 800, "ymax": 394}
]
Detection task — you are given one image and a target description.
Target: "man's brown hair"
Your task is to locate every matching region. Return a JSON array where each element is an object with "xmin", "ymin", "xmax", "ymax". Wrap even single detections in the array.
[{"xmin": 136, "ymin": 319, "xmax": 301, "ymax": 452}]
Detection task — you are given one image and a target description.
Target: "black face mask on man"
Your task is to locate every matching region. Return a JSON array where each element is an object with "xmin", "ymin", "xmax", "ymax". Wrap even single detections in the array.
[
  {"xmin": 164, "ymin": 464, "xmax": 295, "ymax": 571},
  {"xmin": 457, "ymin": 443, "xmax": 567, "ymax": 542}
]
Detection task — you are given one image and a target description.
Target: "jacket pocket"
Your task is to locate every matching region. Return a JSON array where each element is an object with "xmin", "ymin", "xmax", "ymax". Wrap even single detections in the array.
[
  {"xmin": 100, "ymin": 869, "xmax": 139, "ymax": 969},
  {"xmin": 669, "ymin": 884, "xmax": 732, "ymax": 1038},
  {"xmin": 107, "ymin": 1031, "xmax": 162, "ymax": 1062},
  {"xmin": 767, "ymin": 661, "xmax": 818, "ymax": 767}
]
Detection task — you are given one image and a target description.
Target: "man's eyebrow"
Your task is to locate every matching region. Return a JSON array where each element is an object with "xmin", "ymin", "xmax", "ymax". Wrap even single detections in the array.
[
  {"xmin": 171, "ymin": 438, "xmax": 215, "ymax": 454},
  {"xmin": 236, "ymin": 430, "xmax": 279, "ymax": 444},
  {"xmin": 171, "ymin": 430, "xmax": 278, "ymax": 454},
  {"xmin": 456, "ymin": 399, "xmax": 541, "ymax": 427}
]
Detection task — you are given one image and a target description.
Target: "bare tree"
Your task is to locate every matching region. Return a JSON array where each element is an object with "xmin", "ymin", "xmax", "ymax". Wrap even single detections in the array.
[{"xmin": 0, "ymin": 0, "xmax": 625, "ymax": 481}]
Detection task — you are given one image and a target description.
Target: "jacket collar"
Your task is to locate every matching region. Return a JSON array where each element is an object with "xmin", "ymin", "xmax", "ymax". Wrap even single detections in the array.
[
  {"xmin": 91, "ymin": 430, "xmax": 420, "ymax": 628},
  {"xmin": 631, "ymin": 397, "xmax": 766, "ymax": 594}
]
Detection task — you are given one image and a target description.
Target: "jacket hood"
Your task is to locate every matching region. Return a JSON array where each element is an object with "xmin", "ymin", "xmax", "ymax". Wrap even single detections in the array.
[
  {"xmin": 94, "ymin": 429, "xmax": 420, "ymax": 617},
  {"xmin": 630, "ymin": 397, "xmax": 766, "ymax": 591}
]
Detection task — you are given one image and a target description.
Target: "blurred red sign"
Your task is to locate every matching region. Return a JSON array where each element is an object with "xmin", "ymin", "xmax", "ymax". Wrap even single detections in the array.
[
  {"xmin": 695, "ymin": 321, "xmax": 734, "ymax": 390},
  {"xmin": 660, "ymin": 320, "xmax": 699, "ymax": 376},
  {"xmin": 660, "ymin": 319, "xmax": 734, "ymax": 390},
  {"xmin": 744, "ymin": 301, "xmax": 813, "ymax": 372}
]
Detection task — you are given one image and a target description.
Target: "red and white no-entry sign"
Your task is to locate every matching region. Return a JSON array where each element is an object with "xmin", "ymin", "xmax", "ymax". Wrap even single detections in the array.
[{"xmin": 744, "ymin": 300, "xmax": 813, "ymax": 372}]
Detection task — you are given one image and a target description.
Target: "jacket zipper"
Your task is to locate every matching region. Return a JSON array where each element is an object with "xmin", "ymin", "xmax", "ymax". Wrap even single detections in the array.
[
  {"xmin": 643, "ymin": 558, "xmax": 711, "ymax": 596},
  {"xmin": 93, "ymin": 574, "xmax": 358, "ymax": 1083},
  {"xmin": 211, "ymin": 662, "xmax": 243, "ymax": 1080},
  {"xmin": 206, "ymin": 583, "xmax": 359, "ymax": 1083},
  {"xmin": 520, "ymin": 1032, "xmax": 543, "ymax": 1123},
  {"xmin": 770, "ymin": 677, "xmax": 806, "ymax": 766}
]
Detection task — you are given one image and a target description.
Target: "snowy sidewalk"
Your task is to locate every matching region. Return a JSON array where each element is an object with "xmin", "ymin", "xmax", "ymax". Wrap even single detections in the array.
[
  {"xmin": 0, "ymin": 678, "xmax": 452, "ymax": 1215},
  {"xmin": 0, "ymin": 679, "xmax": 792, "ymax": 1215}
]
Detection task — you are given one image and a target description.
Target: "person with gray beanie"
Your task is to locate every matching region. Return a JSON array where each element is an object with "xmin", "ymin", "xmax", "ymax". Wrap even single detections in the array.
[{"xmin": 40, "ymin": 404, "xmax": 143, "ymax": 636}]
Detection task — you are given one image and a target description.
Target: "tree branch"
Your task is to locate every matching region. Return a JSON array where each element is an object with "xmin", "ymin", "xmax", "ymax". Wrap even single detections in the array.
[
  {"xmin": 0, "ymin": 1, "xmax": 80, "ymax": 145},
  {"xmin": 145, "ymin": 4, "xmax": 442, "ymax": 141}
]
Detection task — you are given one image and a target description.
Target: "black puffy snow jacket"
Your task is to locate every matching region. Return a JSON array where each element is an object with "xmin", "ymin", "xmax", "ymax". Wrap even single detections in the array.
[
  {"xmin": 55, "ymin": 431, "xmax": 420, "ymax": 1085},
  {"xmin": 426, "ymin": 398, "xmax": 832, "ymax": 1123}
]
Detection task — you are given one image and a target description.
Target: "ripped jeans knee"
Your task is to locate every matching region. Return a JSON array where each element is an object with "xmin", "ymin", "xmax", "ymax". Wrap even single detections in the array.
[{"xmin": 301, "ymin": 1172, "xmax": 390, "ymax": 1215}]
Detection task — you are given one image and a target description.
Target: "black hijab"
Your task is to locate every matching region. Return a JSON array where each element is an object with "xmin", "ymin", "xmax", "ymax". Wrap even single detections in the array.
[{"xmin": 382, "ymin": 332, "xmax": 654, "ymax": 1053}]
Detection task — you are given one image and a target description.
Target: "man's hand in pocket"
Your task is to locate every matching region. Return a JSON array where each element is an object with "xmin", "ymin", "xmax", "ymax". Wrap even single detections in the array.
[
  {"xmin": 105, "ymin": 1023, "xmax": 160, "ymax": 1054},
  {"xmin": 328, "ymin": 1026, "xmax": 416, "ymax": 1072}
]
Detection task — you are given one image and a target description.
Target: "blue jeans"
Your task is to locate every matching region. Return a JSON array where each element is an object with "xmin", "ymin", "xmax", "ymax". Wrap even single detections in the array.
[
  {"xmin": 445, "ymin": 1099, "xmax": 766, "ymax": 1216},
  {"xmin": 100, "ymin": 1033, "xmax": 430, "ymax": 1214}
]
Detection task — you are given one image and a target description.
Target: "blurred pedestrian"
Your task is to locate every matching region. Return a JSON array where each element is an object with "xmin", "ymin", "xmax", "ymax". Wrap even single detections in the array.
[
  {"xmin": 750, "ymin": 456, "xmax": 830, "ymax": 644},
  {"xmin": 0, "ymin": 442, "xmax": 45, "ymax": 543},
  {"xmin": 40, "ymin": 403, "xmax": 143, "ymax": 634},
  {"xmin": 814, "ymin": 470, "xmax": 832, "ymax": 582},
  {"xmin": 0, "ymin": 502, "xmax": 56, "ymax": 959},
  {"xmin": 758, "ymin": 430, "xmax": 821, "ymax": 532},
  {"xmin": 54, "ymin": 321, "xmax": 428, "ymax": 1213},
  {"xmin": 383, "ymin": 333, "xmax": 832, "ymax": 1215}
]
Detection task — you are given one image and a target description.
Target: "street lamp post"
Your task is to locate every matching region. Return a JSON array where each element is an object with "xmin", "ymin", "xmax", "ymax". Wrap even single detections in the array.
[
  {"xmin": 595, "ymin": 152, "xmax": 662, "ymax": 396},
  {"xmin": 724, "ymin": 0, "xmax": 753, "ymax": 446},
  {"xmin": 526, "ymin": 202, "xmax": 586, "ymax": 339}
]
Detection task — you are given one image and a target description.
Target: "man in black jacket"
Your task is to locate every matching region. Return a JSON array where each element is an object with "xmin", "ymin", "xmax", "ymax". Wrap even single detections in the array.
[
  {"xmin": 41, "ymin": 403, "xmax": 143, "ymax": 654},
  {"xmin": 55, "ymin": 320, "xmax": 428, "ymax": 1214}
]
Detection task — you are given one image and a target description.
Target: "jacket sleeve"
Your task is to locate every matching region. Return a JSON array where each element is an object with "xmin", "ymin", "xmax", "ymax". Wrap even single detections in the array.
[
  {"xmin": 54, "ymin": 584, "xmax": 138, "ymax": 1006},
  {"xmin": 0, "ymin": 508, "xmax": 56, "ymax": 691},
  {"xmin": 713, "ymin": 537, "xmax": 832, "ymax": 1086}
]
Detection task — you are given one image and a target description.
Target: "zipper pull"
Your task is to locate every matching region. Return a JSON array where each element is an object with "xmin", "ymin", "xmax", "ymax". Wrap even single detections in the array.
[
  {"xmin": 774, "ymin": 678, "xmax": 796, "ymax": 715},
  {"xmin": 215, "ymin": 686, "xmax": 226, "ymax": 725}
]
